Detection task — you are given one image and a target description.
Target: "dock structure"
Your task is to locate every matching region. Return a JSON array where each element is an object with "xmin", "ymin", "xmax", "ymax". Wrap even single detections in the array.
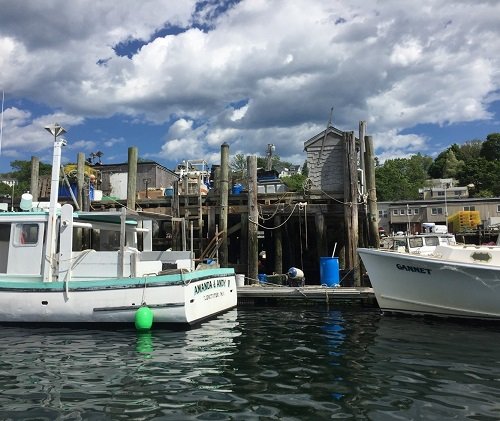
[
  {"xmin": 237, "ymin": 285, "xmax": 376, "ymax": 307},
  {"xmin": 30, "ymin": 119, "xmax": 378, "ymax": 289}
]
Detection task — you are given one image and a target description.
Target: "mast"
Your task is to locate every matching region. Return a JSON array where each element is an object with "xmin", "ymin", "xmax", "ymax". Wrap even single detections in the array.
[{"xmin": 43, "ymin": 124, "xmax": 66, "ymax": 282}]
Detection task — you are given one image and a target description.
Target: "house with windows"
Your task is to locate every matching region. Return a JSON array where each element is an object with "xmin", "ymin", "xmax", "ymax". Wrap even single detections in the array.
[
  {"xmin": 418, "ymin": 178, "xmax": 469, "ymax": 200},
  {"xmin": 378, "ymin": 197, "xmax": 500, "ymax": 235}
]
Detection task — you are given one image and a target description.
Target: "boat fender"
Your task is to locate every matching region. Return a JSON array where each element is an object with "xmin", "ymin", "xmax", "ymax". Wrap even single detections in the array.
[
  {"xmin": 135, "ymin": 306, "xmax": 154, "ymax": 331},
  {"xmin": 287, "ymin": 267, "xmax": 304, "ymax": 279}
]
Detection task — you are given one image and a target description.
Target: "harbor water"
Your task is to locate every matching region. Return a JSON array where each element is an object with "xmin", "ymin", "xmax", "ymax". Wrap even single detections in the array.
[{"xmin": 1, "ymin": 308, "xmax": 500, "ymax": 420}]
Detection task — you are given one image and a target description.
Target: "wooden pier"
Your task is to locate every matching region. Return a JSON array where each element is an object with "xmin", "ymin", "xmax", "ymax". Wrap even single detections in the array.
[{"xmin": 237, "ymin": 285, "xmax": 377, "ymax": 307}]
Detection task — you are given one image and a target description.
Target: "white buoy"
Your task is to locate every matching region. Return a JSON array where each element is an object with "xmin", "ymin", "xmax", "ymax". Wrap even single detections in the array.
[{"xmin": 20, "ymin": 193, "xmax": 33, "ymax": 211}]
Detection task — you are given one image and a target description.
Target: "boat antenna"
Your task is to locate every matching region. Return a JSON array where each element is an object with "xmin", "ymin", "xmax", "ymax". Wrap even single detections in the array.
[{"xmin": 317, "ymin": 106, "xmax": 333, "ymax": 164}]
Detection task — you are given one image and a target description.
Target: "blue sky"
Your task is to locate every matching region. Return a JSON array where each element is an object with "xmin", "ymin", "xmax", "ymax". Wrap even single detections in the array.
[{"xmin": 1, "ymin": 0, "xmax": 500, "ymax": 174}]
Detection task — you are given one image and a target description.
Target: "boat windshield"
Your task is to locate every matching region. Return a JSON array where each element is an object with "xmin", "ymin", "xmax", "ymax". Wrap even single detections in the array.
[
  {"xmin": 408, "ymin": 237, "xmax": 424, "ymax": 248},
  {"xmin": 424, "ymin": 236, "xmax": 440, "ymax": 246}
]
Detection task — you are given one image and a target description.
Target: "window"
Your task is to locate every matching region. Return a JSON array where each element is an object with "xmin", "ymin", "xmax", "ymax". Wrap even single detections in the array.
[
  {"xmin": 379, "ymin": 210, "xmax": 389, "ymax": 218},
  {"xmin": 431, "ymin": 208, "xmax": 443, "ymax": 215},
  {"xmin": 425, "ymin": 237, "xmax": 440, "ymax": 246},
  {"xmin": 399, "ymin": 209, "xmax": 405, "ymax": 215},
  {"xmin": 463, "ymin": 206, "xmax": 476, "ymax": 211},
  {"xmin": 414, "ymin": 208, "xmax": 419, "ymax": 215},
  {"xmin": 437, "ymin": 191, "xmax": 445, "ymax": 196},
  {"xmin": 408, "ymin": 237, "xmax": 424, "ymax": 248},
  {"xmin": 497, "ymin": 205, "xmax": 500, "ymax": 213},
  {"xmin": 454, "ymin": 191, "xmax": 461, "ymax": 196},
  {"xmin": 392, "ymin": 209, "xmax": 398, "ymax": 216},
  {"xmin": 407, "ymin": 208, "xmax": 412, "ymax": 215},
  {"xmin": 15, "ymin": 224, "xmax": 39, "ymax": 246}
]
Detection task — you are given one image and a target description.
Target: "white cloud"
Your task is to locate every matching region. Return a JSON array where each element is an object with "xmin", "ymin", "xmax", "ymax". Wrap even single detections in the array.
[{"xmin": 0, "ymin": 0, "xmax": 500, "ymax": 168}]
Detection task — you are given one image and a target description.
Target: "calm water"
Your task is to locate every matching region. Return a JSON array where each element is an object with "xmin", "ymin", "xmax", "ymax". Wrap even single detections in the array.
[{"xmin": 1, "ymin": 308, "xmax": 500, "ymax": 420}]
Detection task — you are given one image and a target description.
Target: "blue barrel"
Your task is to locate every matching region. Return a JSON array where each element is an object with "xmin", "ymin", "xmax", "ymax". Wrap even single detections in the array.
[
  {"xmin": 232, "ymin": 183, "xmax": 243, "ymax": 195},
  {"xmin": 320, "ymin": 257, "xmax": 340, "ymax": 287}
]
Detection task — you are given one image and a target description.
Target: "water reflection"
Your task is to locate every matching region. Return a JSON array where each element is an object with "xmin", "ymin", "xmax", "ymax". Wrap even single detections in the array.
[{"xmin": 1, "ymin": 309, "xmax": 500, "ymax": 419}]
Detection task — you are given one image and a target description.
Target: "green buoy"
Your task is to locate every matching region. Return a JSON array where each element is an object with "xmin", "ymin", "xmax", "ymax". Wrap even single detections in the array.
[{"xmin": 135, "ymin": 306, "xmax": 154, "ymax": 331}]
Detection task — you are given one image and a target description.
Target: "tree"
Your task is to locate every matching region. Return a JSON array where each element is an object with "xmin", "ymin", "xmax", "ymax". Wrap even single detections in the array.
[
  {"xmin": 230, "ymin": 153, "xmax": 247, "ymax": 183},
  {"xmin": 301, "ymin": 161, "xmax": 309, "ymax": 177},
  {"xmin": 0, "ymin": 160, "xmax": 52, "ymax": 200},
  {"xmin": 281, "ymin": 173, "xmax": 308, "ymax": 192},
  {"xmin": 479, "ymin": 133, "xmax": 500, "ymax": 161},
  {"xmin": 441, "ymin": 149, "xmax": 464, "ymax": 178},
  {"xmin": 457, "ymin": 157, "xmax": 500, "ymax": 197},
  {"xmin": 375, "ymin": 154, "xmax": 431, "ymax": 201},
  {"xmin": 456, "ymin": 140, "xmax": 482, "ymax": 162}
]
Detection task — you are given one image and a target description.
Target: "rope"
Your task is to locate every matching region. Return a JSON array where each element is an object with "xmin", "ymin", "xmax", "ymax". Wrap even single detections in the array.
[
  {"xmin": 141, "ymin": 276, "xmax": 148, "ymax": 305},
  {"xmin": 249, "ymin": 202, "xmax": 302, "ymax": 230}
]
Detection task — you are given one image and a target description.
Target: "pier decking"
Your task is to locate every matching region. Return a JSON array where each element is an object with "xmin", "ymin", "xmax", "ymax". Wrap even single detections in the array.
[{"xmin": 237, "ymin": 285, "xmax": 377, "ymax": 306}]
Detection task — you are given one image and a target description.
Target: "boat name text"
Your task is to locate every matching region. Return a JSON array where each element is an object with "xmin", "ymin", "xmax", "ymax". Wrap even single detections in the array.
[
  {"xmin": 396, "ymin": 264, "xmax": 431, "ymax": 275},
  {"xmin": 194, "ymin": 278, "xmax": 228, "ymax": 295}
]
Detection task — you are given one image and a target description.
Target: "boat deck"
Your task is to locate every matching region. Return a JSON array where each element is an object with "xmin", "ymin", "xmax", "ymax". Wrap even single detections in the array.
[{"xmin": 237, "ymin": 285, "xmax": 376, "ymax": 306}]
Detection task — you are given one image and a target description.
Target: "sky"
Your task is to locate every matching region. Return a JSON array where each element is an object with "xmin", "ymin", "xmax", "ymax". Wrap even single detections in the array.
[{"xmin": 0, "ymin": 0, "xmax": 499, "ymax": 174}]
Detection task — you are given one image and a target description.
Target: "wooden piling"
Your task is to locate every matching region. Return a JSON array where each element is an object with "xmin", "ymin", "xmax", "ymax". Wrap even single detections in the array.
[
  {"xmin": 364, "ymin": 135, "xmax": 380, "ymax": 248},
  {"xmin": 30, "ymin": 156, "xmax": 39, "ymax": 202},
  {"xmin": 344, "ymin": 131, "xmax": 360, "ymax": 286},
  {"xmin": 247, "ymin": 155, "xmax": 258, "ymax": 284},
  {"xmin": 127, "ymin": 146, "xmax": 138, "ymax": 210},
  {"xmin": 219, "ymin": 143, "xmax": 229, "ymax": 267},
  {"xmin": 274, "ymin": 215, "xmax": 283, "ymax": 275},
  {"xmin": 77, "ymin": 152, "xmax": 85, "ymax": 210}
]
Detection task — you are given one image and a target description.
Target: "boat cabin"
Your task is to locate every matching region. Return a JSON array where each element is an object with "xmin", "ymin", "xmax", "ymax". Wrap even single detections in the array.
[
  {"xmin": 383, "ymin": 233, "xmax": 457, "ymax": 255},
  {"xmin": 0, "ymin": 206, "xmax": 194, "ymax": 281}
]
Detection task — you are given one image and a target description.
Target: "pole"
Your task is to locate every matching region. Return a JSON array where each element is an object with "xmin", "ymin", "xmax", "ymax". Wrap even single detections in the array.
[
  {"xmin": 30, "ymin": 156, "xmax": 40, "ymax": 202},
  {"xmin": 127, "ymin": 146, "xmax": 138, "ymax": 210},
  {"xmin": 364, "ymin": 135, "xmax": 380, "ymax": 248},
  {"xmin": 219, "ymin": 143, "xmax": 229, "ymax": 267},
  {"xmin": 344, "ymin": 131, "xmax": 360, "ymax": 286},
  {"xmin": 247, "ymin": 155, "xmax": 259, "ymax": 283},
  {"xmin": 43, "ymin": 128, "xmax": 66, "ymax": 282}
]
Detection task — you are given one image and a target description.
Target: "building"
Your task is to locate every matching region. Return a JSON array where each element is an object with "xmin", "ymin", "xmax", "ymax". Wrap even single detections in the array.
[
  {"xmin": 97, "ymin": 161, "xmax": 179, "ymax": 200},
  {"xmin": 418, "ymin": 178, "xmax": 469, "ymax": 200},
  {"xmin": 378, "ymin": 197, "xmax": 500, "ymax": 235},
  {"xmin": 303, "ymin": 126, "xmax": 348, "ymax": 194}
]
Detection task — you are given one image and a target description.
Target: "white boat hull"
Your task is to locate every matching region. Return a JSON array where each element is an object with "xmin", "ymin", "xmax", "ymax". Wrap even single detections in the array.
[
  {"xmin": 358, "ymin": 247, "xmax": 500, "ymax": 320},
  {"xmin": 0, "ymin": 269, "xmax": 237, "ymax": 326}
]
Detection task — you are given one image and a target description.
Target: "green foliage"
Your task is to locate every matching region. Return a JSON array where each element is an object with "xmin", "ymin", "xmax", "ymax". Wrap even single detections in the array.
[
  {"xmin": 1, "ymin": 160, "xmax": 52, "ymax": 200},
  {"xmin": 456, "ymin": 156, "xmax": 500, "ymax": 197},
  {"xmin": 230, "ymin": 153, "xmax": 247, "ymax": 183},
  {"xmin": 455, "ymin": 140, "xmax": 482, "ymax": 162},
  {"xmin": 479, "ymin": 133, "xmax": 500, "ymax": 161},
  {"xmin": 281, "ymin": 173, "xmax": 308, "ymax": 192},
  {"xmin": 301, "ymin": 161, "xmax": 309, "ymax": 177},
  {"xmin": 428, "ymin": 148, "xmax": 465, "ymax": 178},
  {"xmin": 375, "ymin": 154, "xmax": 432, "ymax": 201}
]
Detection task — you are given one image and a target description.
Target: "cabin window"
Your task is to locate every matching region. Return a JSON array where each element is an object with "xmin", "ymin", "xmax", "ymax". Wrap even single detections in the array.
[
  {"xmin": 15, "ymin": 224, "xmax": 39, "ymax": 246},
  {"xmin": 392, "ymin": 209, "xmax": 398, "ymax": 216},
  {"xmin": 413, "ymin": 208, "xmax": 419, "ymax": 215},
  {"xmin": 425, "ymin": 237, "xmax": 439, "ymax": 246},
  {"xmin": 408, "ymin": 237, "xmax": 424, "ymax": 248},
  {"xmin": 406, "ymin": 208, "xmax": 412, "ymax": 215},
  {"xmin": 399, "ymin": 209, "xmax": 405, "ymax": 215}
]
